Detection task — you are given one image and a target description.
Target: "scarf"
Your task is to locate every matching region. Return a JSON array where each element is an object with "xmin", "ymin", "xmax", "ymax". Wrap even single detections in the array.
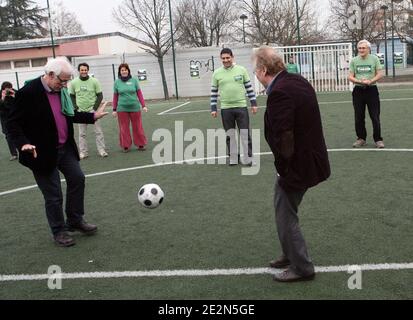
[
  {"xmin": 120, "ymin": 75, "xmax": 132, "ymax": 82},
  {"xmin": 60, "ymin": 87, "xmax": 74, "ymax": 117}
]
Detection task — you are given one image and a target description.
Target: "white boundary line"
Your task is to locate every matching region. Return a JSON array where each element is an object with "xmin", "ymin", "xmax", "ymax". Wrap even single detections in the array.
[
  {"xmin": 157, "ymin": 101, "xmax": 191, "ymax": 115},
  {"xmin": 1, "ymin": 149, "xmax": 413, "ymax": 197},
  {"xmin": 1, "ymin": 263, "xmax": 412, "ymax": 282},
  {"xmin": 158, "ymin": 98, "xmax": 413, "ymax": 115}
]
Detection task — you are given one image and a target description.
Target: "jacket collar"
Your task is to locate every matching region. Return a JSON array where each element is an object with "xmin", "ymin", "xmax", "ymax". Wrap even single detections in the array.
[{"xmin": 266, "ymin": 70, "xmax": 288, "ymax": 94}]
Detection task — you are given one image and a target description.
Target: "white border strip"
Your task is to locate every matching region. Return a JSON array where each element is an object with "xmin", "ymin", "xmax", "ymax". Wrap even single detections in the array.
[
  {"xmin": 158, "ymin": 98, "xmax": 413, "ymax": 115},
  {"xmin": 1, "ymin": 149, "xmax": 413, "ymax": 197},
  {"xmin": 157, "ymin": 101, "xmax": 191, "ymax": 115},
  {"xmin": 1, "ymin": 263, "xmax": 412, "ymax": 282}
]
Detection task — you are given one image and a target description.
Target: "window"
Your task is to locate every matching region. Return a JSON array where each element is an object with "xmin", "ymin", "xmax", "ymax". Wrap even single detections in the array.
[
  {"xmin": 31, "ymin": 58, "xmax": 47, "ymax": 67},
  {"xmin": 14, "ymin": 60, "xmax": 30, "ymax": 68},
  {"xmin": 0, "ymin": 61, "xmax": 11, "ymax": 70}
]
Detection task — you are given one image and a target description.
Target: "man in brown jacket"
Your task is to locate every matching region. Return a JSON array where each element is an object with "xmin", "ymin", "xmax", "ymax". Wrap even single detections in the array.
[{"xmin": 253, "ymin": 46, "xmax": 331, "ymax": 282}]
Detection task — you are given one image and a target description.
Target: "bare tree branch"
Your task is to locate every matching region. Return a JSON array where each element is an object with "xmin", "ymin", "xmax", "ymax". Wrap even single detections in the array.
[{"xmin": 113, "ymin": 0, "xmax": 174, "ymax": 99}]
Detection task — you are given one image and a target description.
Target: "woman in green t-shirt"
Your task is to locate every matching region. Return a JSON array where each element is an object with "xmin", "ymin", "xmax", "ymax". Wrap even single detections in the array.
[{"xmin": 112, "ymin": 63, "xmax": 148, "ymax": 152}]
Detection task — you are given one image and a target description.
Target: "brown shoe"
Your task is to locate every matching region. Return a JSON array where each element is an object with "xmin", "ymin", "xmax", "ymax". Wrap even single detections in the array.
[
  {"xmin": 273, "ymin": 268, "xmax": 315, "ymax": 282},
  {"xmin": 269, "ymin": 255, "xmax": 290, "ymax": 268},
  {"xmin": 67, "ymin": 220, "xmax": 97, "ymax": 235},
  {"xmin": 54, "ymin": 232, "xmax": 76, "ymax": 247}
]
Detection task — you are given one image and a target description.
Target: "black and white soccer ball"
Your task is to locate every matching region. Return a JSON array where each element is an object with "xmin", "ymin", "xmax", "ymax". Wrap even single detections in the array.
[{"xmin": 137, "ymin": 183, "xmax": 164, "ymax": 209}]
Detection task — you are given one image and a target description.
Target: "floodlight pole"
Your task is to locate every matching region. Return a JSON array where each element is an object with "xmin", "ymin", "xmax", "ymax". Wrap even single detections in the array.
[
  {"xmin": 295, "ymin": 0, "xmax": 301, "ymax": 45},
  {"xmin": 391, "ymin": 0, "xmax": 403, "ymax": 78},
  {"xmin": 168, "ymin": 0, "xmax": 179, "ymax": 100},
  {"xmin": 46, "ymin": 0, "xmax": 56, "ymax": 58},
  {"xmin": 381, "ymin": 5, "xmax": 389, "ymax": 77}
]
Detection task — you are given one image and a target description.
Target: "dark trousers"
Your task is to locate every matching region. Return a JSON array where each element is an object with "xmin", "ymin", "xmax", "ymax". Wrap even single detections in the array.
[
  {"xmin": 221, "ymin": 107, "xmax": 252, "ymax": 163},
  {"xmin": 0, "ymin": 115, "xmax": 17, "ymax": 156},
  {"xmin": 33, "ymin": 143, "xmax": 85, "ymax": 235},
  {"xmin": 352, "ymin": 86, "xmax": 382, "ymax": 142},
  {"xmin": 274, "ymin": 177, "xmax": 314, "ymax": 276}
]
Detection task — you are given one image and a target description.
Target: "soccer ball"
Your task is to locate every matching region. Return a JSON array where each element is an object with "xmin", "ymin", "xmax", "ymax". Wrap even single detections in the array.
[{"xmin": 137, "ymin": 183, "xmax": 164, "ymax": 209}]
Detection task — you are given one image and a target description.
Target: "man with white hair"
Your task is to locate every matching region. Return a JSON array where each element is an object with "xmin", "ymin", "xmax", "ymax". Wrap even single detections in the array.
[
  {"xmin": 348, "ymin": 39, "xmax": 384, "ymax": 148},
  {"xmin": 253, "ymin": 46, "xmax": 330, "ymax": 282},
  {"xmin": 8, "ymin": 57, "xmax": 108, "ymax": 247}
]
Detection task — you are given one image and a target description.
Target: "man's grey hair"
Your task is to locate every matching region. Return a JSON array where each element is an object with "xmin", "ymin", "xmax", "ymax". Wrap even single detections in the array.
[
  {"xmin": 253, "ymin": 45, "xmax": 286, "ymax": 76},
  {"xmin": 44, "ymin": 57, "xmax": 74, "ymax": 76},
  {"xmin": 357, "ymin": 39, "xmax": 371, "ymax": 49}
]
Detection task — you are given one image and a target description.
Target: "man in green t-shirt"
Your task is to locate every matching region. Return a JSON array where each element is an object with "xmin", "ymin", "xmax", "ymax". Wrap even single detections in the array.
[
  {"xmin": 286, "ymin": 56, "xmax": 300, "ymax": 74},
  {"xmin": 210, "ymin": 48, "xmax": 258, "ymax": 166},
  {"xmin": 69, "ymin": 63, "xmax": 108, "ymax": 159},
  {"xmin": 348, "ymin": 39, "xmax": 384, "ymax": 148}
]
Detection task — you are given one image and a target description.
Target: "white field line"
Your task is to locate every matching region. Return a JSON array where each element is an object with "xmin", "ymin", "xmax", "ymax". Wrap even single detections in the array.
[
  {"xmin": 157, "ymin": 101, "xmax": 191, "ymax": 115},
  {"xmin": 1, "ymin": 263, "xmax": 412, "ymax": 282},
  {"xmin": 1, "ymin": 149, "xmax": 413, "ymax": 197},
  {"xmin": 159, "ymin": 98, "xmax": 413, "ymax": 115}
]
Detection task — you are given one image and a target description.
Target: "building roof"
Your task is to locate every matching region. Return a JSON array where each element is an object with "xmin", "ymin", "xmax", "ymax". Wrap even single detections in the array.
[{"xmin": 0, "ymin": 32, "xmax": 150, "ymax": 51}]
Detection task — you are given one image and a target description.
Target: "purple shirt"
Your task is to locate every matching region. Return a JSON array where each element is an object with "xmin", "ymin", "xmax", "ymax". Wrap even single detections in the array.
[
  {"xmin": 46, "ymin": 92, "xmax": 68, "ymax": 146},
  {"xmin": 41, "ymin": 76, "xmax": 68, "ymax": 146}
]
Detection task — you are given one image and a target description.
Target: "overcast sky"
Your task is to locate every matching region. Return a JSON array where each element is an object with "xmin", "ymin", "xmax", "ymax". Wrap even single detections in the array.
[{"xmin": 34, "ymin": 0, "xmax": 331, "ymax": 36}]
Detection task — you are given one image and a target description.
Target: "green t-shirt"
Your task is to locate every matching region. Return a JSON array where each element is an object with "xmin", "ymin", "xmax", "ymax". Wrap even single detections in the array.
[
  {"xmin": 350, "ymin": 54, "xmax": 382, "ymax": 86},
  {"xmin": 211, "ymin": 65, "xmax": 250, "ymax": 109},
  {"xmin": 113, "ymin": 77, "xmax": 141, "ymax": 112},
  {"xmin": 286, "ymin": 63, "xmax": 300, "ymax": 74},
  {"xmin": 68, "ymin": 77, "xmax": 102, "ymax": 112}
]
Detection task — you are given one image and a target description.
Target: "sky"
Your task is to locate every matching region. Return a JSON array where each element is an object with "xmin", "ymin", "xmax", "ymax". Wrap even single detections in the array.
[{"xmin": 35, "ymin": 0, "xmax": 331, "ymax": 36}]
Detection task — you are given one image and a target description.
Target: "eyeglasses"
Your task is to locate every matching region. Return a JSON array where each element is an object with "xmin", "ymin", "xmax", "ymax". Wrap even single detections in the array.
[
  {"xmin": 358, "ymin": 47, "xmax": 368, "ymax": 50},
  {"xmin": 56, "ymin": 75, "xmax": 70, "ymax": 85}
]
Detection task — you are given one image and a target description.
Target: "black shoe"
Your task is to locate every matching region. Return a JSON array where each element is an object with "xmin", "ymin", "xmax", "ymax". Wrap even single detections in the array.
[
  {"xmin": 67, "ymin": 220, "xmax": 97, "ymax": 235},
  {"xmin": 269, "ymin": 255, "xmax": 290, "ymax": 268},
  {"xmin": 54, "ymin": 232, "xmax": 76, "ymax": 247}
]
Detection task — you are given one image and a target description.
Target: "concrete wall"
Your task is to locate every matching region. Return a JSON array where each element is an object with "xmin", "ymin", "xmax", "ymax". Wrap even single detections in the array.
[
  {"xmin": 98, "ymin": 36, "xmax": 147, "ymax": 55},
  {"xmin": 71, "ymin": 45, "xmax": 256, "ymax": 101}
]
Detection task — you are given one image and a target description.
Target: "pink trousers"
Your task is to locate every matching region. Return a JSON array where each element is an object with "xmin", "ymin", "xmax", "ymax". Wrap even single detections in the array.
[{"xmin": 117, "ymin": 111, "xmax": 147, "ymax": 149}]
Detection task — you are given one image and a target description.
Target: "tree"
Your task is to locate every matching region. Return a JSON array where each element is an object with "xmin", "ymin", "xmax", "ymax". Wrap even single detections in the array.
[
  {"xmin": 328, "ymin": 0, "xmax": 387, "ymax": 46},
  {"xmin": 113, "ymin": 0, "xmax": 173, "ymax": 100},
  {"xmin": 328, "ymin": 0, "xmax": 413, "ymax": 52},
  {"xmin": 50, "ymin": 1, "xmax": 85, "ymax": 37},
  {"xmin": 174, "ymin": 0, "xmax": 237, "ymax": 47},
  {"xmin": 0, "ymin": 0, "xmax": 46, "ymax": 41},
  {"xmin": 240, "ymin": 0, "xmax": 323, "ymax": 45}
]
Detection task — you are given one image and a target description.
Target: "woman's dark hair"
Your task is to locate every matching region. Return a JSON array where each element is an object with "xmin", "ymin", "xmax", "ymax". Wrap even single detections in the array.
[
  {"xmin": 77, "ymin": 62, "xmax": 89, "ymax": 71},
  {"xmin": 118, "ymin": 63, "xmax": 131, "ymax": 77},
  {"xmin": 1, "ymin": 81, "xmax": 12, "ymax": 90}
]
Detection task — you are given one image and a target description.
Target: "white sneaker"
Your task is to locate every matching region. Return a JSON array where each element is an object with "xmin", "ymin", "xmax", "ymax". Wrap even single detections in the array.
[
  {"xmin": 375, "ymin": 141, "xmax": 385, "ymax": 148},
  {"xmin": 99, "ymin": 151, "xmax": 108, "ymax": 157},
  {"xmin": 352, "ymin": 139, "xmax": 366, "ymax": 148},
  {"xmin": 79, "ymin": 153, "xmax": 88, "ymax": 160}
]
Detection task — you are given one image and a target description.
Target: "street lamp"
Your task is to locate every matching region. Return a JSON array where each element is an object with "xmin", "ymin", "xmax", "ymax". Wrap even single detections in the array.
[
  {"xmin": 295, "ymin": 0, "xmax": 301, "ymax": 45},
  {"xmin": 240, "ymin": 14, "xmax": 247, "ymax": 44},
  {"xmin": 381, "ymin": 5, "xmax": 389, "ymax": 76},
  {"xmin": 391, "ymin": 0, "xmax": 403, "ymax": 78}
]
